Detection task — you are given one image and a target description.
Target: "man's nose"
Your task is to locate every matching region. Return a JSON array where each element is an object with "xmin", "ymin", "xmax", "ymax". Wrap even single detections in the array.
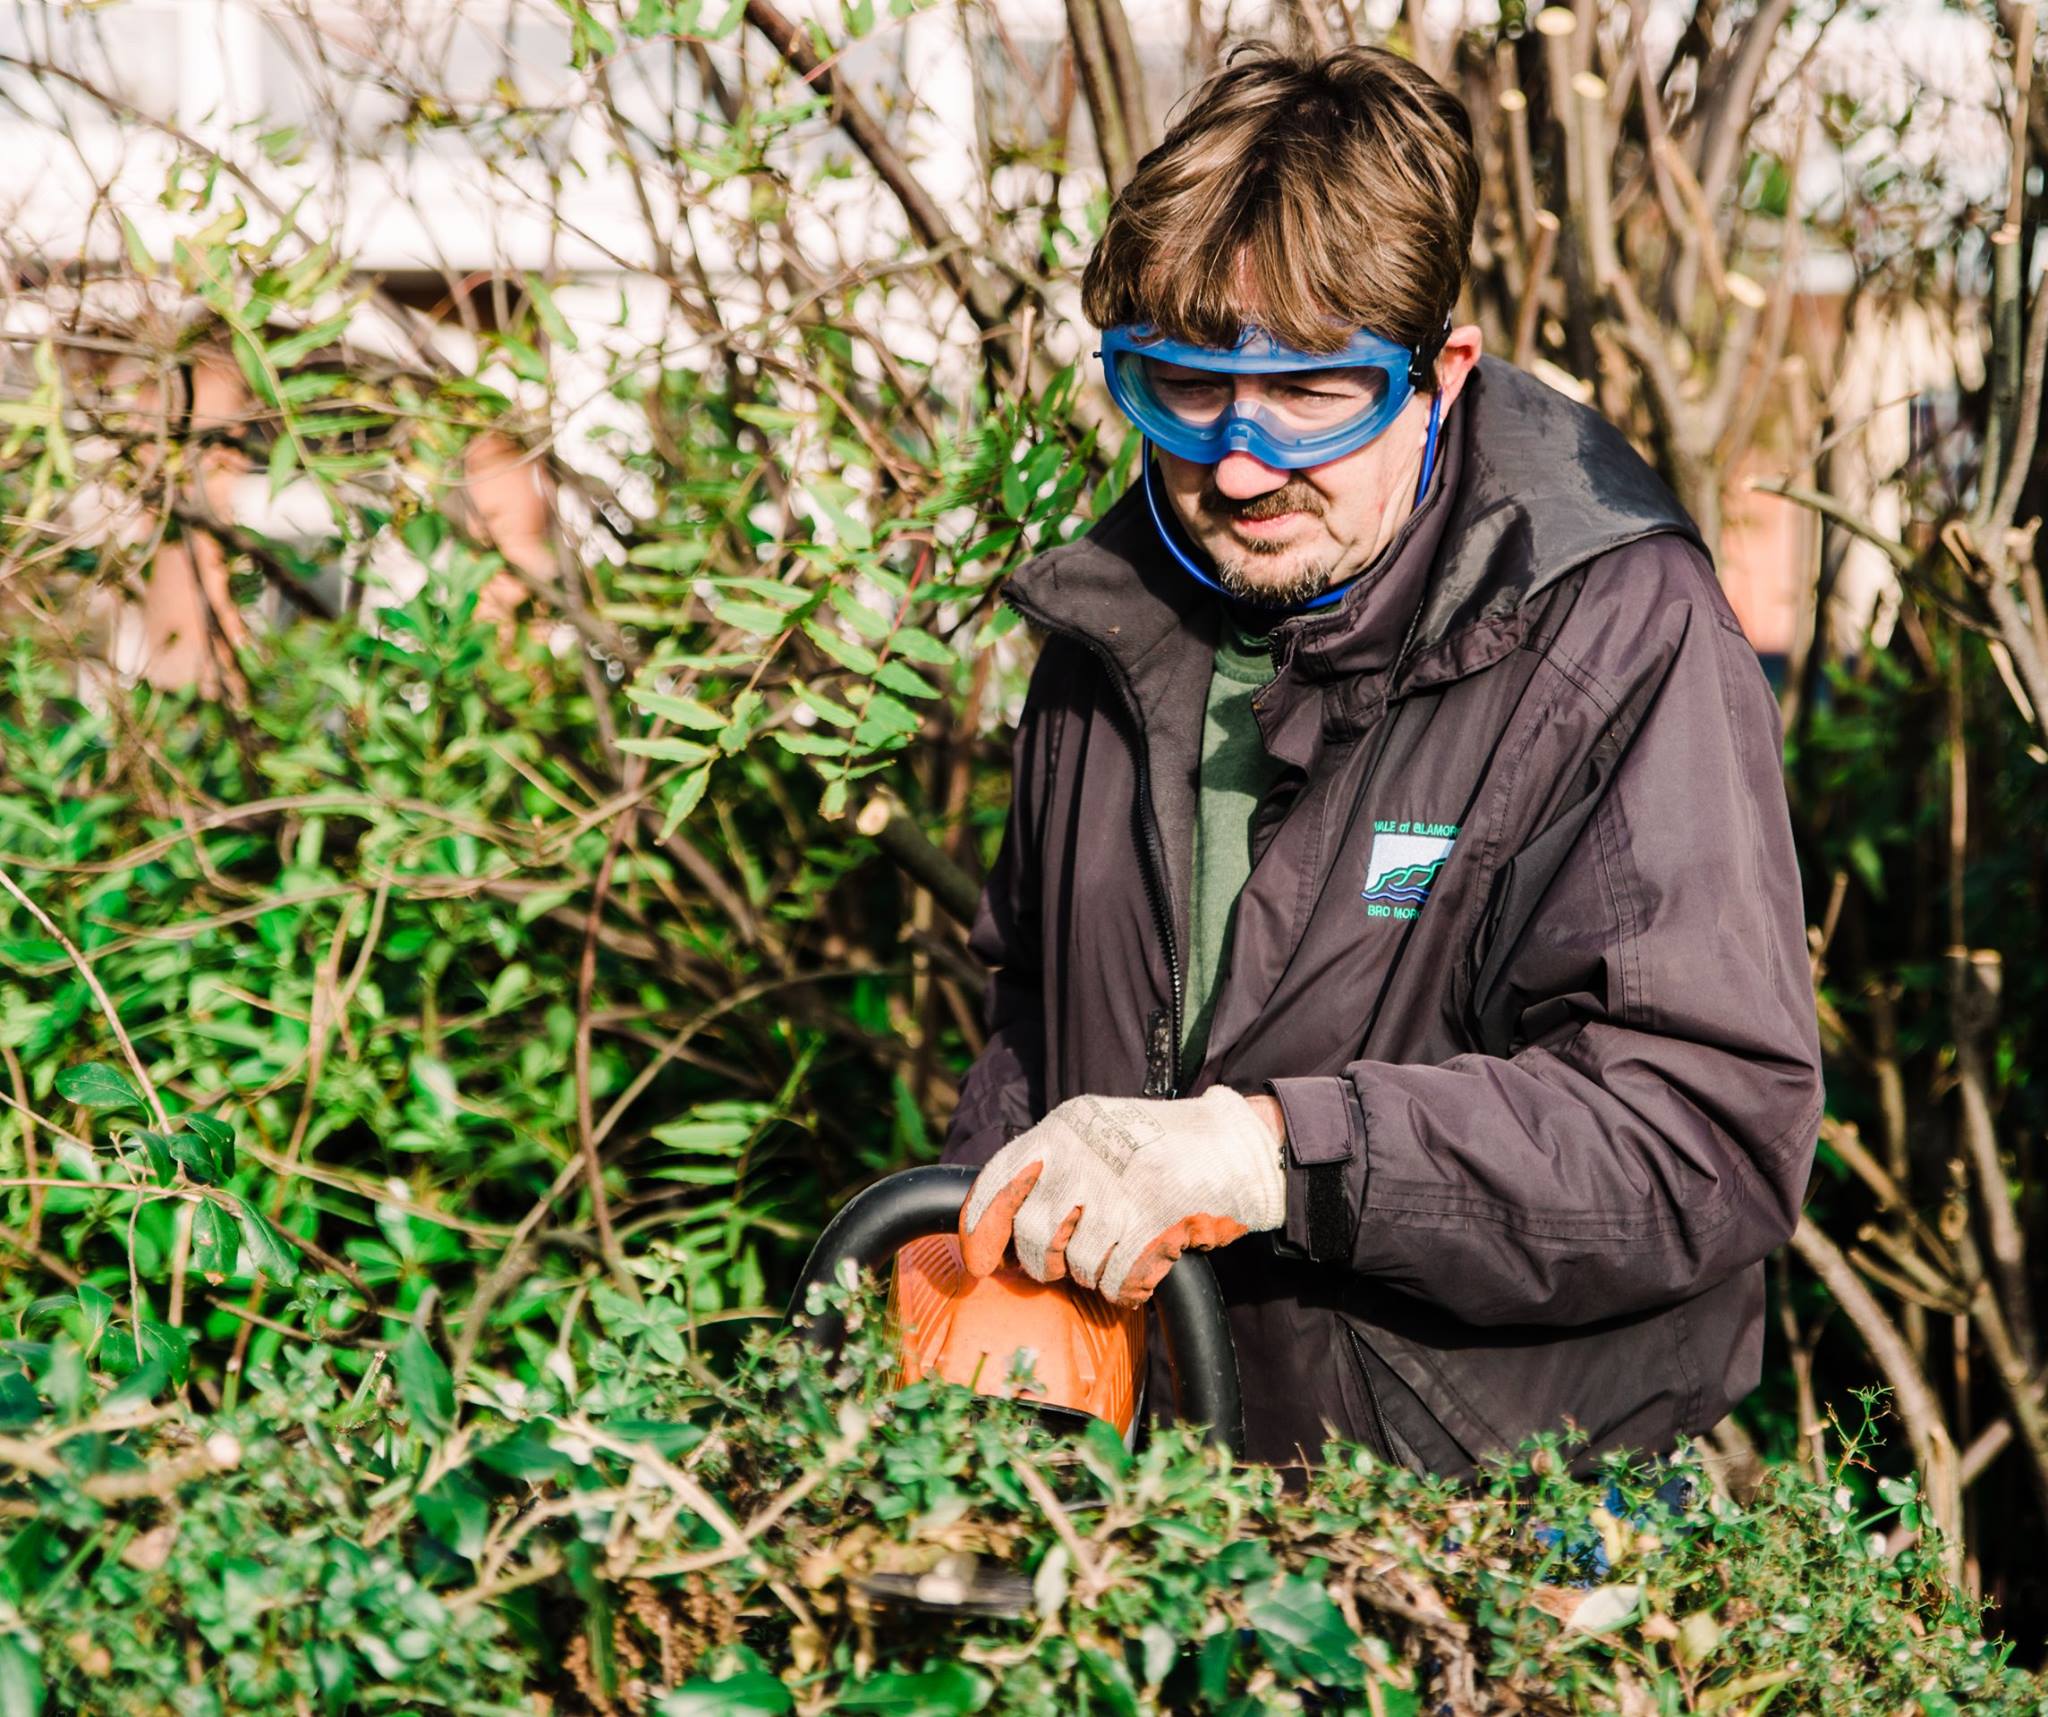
[{"xmin": 1209, "ymin": 449, "xmax": 1290, "ymax": 500}]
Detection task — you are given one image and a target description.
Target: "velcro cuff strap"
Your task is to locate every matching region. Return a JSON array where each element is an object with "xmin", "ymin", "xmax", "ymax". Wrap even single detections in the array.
[
  {"xmin": 1303, "ymin": 1164, "xmax": 1350, "ymax": 1263},
  {"xmin": 1265, "ymin": 1076, "xmax": 1365, "ymax": 1264}
]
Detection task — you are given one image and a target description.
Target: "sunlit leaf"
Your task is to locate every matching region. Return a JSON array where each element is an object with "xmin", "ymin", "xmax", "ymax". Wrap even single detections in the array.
[
  {"xmin": 231, "ymin": 1197, "xmax": 301, "ymax": 1286},
  {"xmin": 55, "ymin": 1063, "xmax": 142, "ymax": 1112},
  {"xmin": 396, "ymin": 1323, "xmax": 456, "ymax": 1439}
]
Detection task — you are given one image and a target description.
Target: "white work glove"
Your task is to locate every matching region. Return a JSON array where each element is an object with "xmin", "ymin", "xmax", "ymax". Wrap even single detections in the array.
[{"xmin": 958, "ymin": 1088, "xmax": 1287, "ymax": 1307}]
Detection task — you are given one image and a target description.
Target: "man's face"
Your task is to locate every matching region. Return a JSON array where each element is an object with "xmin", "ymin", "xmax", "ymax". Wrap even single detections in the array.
[{"xmin": 1151, "ymin": 327, "xmax": 1482, "ymax": 608}]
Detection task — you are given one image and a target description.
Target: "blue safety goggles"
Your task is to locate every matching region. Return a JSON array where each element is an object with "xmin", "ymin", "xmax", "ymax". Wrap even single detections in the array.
[{"xmin": 1098, "ymin": 324, "xmax": 1420, "ymax": 469}]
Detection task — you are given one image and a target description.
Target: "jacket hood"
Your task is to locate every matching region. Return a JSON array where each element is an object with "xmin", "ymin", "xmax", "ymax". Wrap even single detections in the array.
[{"xmin": 1004, "ymin": 356, "xmax": 1705, "ymax": 696}]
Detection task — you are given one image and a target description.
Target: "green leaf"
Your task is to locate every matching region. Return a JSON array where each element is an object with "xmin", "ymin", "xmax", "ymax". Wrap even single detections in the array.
[
  {"xmin": 103, "ymin": 1353, "xmax": 172, "ymax": 1413},
  {"xmin": 410, "ymin": 1053, "xmax": 460, "ymax": 1119},
  {"xmin": 650, "ymin": 1103, "xmax": 767, "ymax": 1153},
  {"xmin": 74, "ymin": 1283, "xmax": 113, "ymax": 1362},
  {"xmin": 167, "ymin": 1128, "xmax": 229, "ymax": 1187},
  {"xmin": 837, "ymin": 1664, "xmax": 992, "ymax": 1714},
  {"xmin": 257, "ymin": 123, "xmax": 305, "ymax": 164},
  {"xmin": 182, "ymin": 1112, "xmax": 236, "ymax": 1164},
  {"xmin": 517, "ymin": 887, "xmax": 577, "ymax": 924},
  {"xmin": 138, "ymin": 1319, "xmax": 195, "ymax": 1389},
  {"xmin": 805, "ymin": 480, "xmax": 873, "ymax": 551},
  {"xmin": 604, "ymin": 1417, "xmax": 708, "ymax": 1457},
  {"xmin": 493, "ymin": 334, "xmax": 549, "ymax": 384},
  {"xmin": 230, "ymin": 331, "xmax": 279, "ymax": 407},
  {"xmin": 627, "ymin": 689, "xmax": 726, "ymax": 731},
  {"xmin": 524, "ymin": 274, "xmax": 580, "ymax": 352},
  {"xmin": 275, "ymin": 368, "xmax": 348, "ymax": 404},
  {"xmin": 829, "ymin": 586, "xmax": 894, "ymax": 639},
  {"xmin": 626, "ymin": 0, "xmax": 678, "ymax": 35},
  {"xmin": 618, "ymin": 737, "xmax": 717, "ymax": 766},
  {"xmin": 853, "ymin": 691, "xmax": 924, "ymax": 745},
  {"xmin": 486, "ymin": 962, "xmax": 532, "ymax": 1012},
  {"xmin": 625, "ymin": 539, "xmax": 710, "ymax": 572},
  {"xmin": 309, "ymin": 1638, "xmax": 356, "ymax": 1716},
  {"xmin": 476, "ymin": 1430, "xmax": 573, "ymax": 1481},
  {"xmin": 396, "ymin": 1323, "xmax": 456, "ymax": 1439},
  {"xmin": 802, "ymin": 620, "xmax": 879, "ymax": 675},
  {"xmin": 658, "ymin": 765, "xmax": 714, "ymax": 839},
  {"xmin": 267, "ymin": 429, "xmax": 299, "ymax": 498},
  {"xmin": 706, "ymin": 599, "xmax": 793, "ymax": 637},
  {"xmin": 1244, "ymin": 1574, "xmax": 1365, "ymax": 1688},
  {"xmin": 657, "ymin": 1673, "xmax": 792, "ymax": 1716},
  {"xmin": 55, "ymin": 1063, "xmax": 143, "ymax": 1111},
  {"xmin": 0, "ymin": 1634, "xmax": 44, "ymax": 1717},
  {"xmin": 191, "ymin": 1199, "xmax": 238, "ymax": 1281},
  {"xmin": 887, "ymin": 626, "xmax": 954, "ymax": 666},
  {"xmin": 417, "ymin": 1468, "xmax": 492, "ymax": 1558},
  {"xmin": 0, "ymin": 1374, "xmax": 41, "ymax": 1433},
  {"xmin": 231, "ymin": 1197, "xmax": 301, "ymax": 1286},
  {"xmin": 773, "ymin": 732, "xmax": 851, "ymax": 758},
  {"xmin": 1001, "ymin": 447, "xmax": 1037, "ymax": 520},
  {"xmin": 1075, "ymin": 1648, "xmax": 1139, "ymax": 1717},
  {"xmin": 267, "ymin": 313, "xmax": 353, "ymax": 369},
  {"xmin": 795, "ymin": 686, "xmax": 860, "ymax": 727},
  {"xmin": 401, "ymin": 510, "xmax": 447, "ymax": 561},
  {"xmin": 119, "ymin": 215, "xmax": 155, "ymax": 277},
  {"xmin": 710, "ymin": 576, "xmax": 809, "ymax": 610},
  {"xmin": 873, "ymin": 660, "xmax": 938, "ymax": 700},
  {"xmin": 130, "ymin": 1130, "xmax": 175, "ymax": 1187},
  {"xmin": 732, "ymin": 401, "xmax": 802, "ymax": 434}
]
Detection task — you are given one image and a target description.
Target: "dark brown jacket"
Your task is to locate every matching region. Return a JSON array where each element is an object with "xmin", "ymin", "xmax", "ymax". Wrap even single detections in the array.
[{"xmin": 942, "ymin": 358, "xmax": 1824, "ymax": 1474}]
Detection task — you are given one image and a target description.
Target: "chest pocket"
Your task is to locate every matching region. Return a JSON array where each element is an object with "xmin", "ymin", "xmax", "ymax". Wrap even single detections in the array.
[{"xmin": 1467, "ymin": 777, "xmax": 1609, "ymax": 1058}]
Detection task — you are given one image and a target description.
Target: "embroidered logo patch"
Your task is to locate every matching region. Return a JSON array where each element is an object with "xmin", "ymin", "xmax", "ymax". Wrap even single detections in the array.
[{"xmin": 1361, "ymin": 819, "xmax": 1459, "ymax": 921}]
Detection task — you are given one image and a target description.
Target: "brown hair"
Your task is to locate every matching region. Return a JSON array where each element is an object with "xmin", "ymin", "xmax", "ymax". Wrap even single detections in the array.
[{"xmin": 1079, "ymin": 45, "xmax": 1478, "ymax": 377}]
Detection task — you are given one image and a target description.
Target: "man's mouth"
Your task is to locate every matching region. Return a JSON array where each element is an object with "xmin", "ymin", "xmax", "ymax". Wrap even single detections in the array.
[
  {"xmin": 1229, "ymin": 508, "xmax": 1306, "ymax": 530},
  {"xmin": 1206, "ymin": 482, "xmax": 1324, "ymax": 540}
]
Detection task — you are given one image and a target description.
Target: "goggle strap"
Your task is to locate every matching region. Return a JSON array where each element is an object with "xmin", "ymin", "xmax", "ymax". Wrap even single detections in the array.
[
  {"xmin": 1140, "ymin": 441, "xmax": 1234, "ymax": 600},
  {"xmin": 1407, "ymin": 312, "xmax": 1454, "ymax": 393}
]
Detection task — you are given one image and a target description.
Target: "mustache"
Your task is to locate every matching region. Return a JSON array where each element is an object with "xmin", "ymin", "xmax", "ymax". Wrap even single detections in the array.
[{"xmin": 1200, "ymin": 479, "xmax": 1326, "ymax": 521}]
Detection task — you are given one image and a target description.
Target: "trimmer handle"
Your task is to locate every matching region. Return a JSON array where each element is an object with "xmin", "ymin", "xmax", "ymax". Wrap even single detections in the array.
[{"xmin": 788, "ymin": 1163, "xmax": 1244, "ymax": 1457}]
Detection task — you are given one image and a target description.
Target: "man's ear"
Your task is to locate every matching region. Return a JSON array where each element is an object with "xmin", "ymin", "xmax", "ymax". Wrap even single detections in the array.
[{"xmin": 1432, "ymin": 324, "xmax": 1485, "ymax": 411}]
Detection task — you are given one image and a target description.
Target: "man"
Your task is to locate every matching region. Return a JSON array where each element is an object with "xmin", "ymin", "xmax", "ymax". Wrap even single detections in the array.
[{"xmin": 942, "ymin": 45, "xmax": 1823, "ymax": 1475}]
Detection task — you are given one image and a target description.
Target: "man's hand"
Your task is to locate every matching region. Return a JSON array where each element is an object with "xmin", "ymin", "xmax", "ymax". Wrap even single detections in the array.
[{"xmin": 958, "ymin": 1088, "xmax": 1287, "ymax": 1306}]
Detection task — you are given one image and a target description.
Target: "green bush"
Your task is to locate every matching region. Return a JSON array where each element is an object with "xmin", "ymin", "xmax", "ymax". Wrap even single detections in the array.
[{"xmin": 0, "ymin": 1276, "xmax": 2036, "ymax": 1716}]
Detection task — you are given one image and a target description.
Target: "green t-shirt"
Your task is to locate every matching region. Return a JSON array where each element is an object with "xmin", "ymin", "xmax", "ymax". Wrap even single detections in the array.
[{"xmin": 1179, "ymin": 615, "xmax": 1285, "ymax": 1085}]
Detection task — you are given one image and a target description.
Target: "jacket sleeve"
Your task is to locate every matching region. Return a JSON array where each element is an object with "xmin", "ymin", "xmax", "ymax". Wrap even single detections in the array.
[
  {"xmin": 940, "ymin": 642, "xmax": 1060, "ymax": 1168},
  {"xmin": 1266, "ymin": 549, "xmax": 1824, "ymax": 1327}
]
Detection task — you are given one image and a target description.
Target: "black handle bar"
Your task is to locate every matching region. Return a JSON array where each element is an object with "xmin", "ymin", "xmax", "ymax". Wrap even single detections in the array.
[{"xmin": 788, "ymin": 1163, "xmax": 1244, "ymax": 1457}]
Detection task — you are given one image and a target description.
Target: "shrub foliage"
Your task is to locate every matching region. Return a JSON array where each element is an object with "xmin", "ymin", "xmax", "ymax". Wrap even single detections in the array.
[{"xmin": 1, "ymin": 1279, "xmax": 2036, "ymax": 1716}]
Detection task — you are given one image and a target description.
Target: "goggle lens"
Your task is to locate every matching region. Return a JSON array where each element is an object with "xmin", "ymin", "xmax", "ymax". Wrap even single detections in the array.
[{"xmin": 1135, "ymin": 356, "xmax": 1389, "ymax": 433}]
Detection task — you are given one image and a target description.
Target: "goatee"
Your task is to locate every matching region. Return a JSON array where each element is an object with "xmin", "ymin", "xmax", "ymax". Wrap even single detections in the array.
[
  {"xmin": 1200, "ymin": 476, "xmax": 1335, "ymax": 607},
  {"xmin": 1209, "ymin": 554, "xmax": 1338, "ymax": 608}
]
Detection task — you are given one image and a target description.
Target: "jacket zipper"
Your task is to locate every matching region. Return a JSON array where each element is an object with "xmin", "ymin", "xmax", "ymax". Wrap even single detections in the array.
[{"xmin": 1003, "ymin": 592, "xmax": 1184, "ymax": 1096}]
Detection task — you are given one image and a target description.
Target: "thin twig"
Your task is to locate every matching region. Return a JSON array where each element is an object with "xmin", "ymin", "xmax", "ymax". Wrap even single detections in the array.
[{"xmin": 0, "ymin": 859, "xmax": 171, "ymax": 1133}]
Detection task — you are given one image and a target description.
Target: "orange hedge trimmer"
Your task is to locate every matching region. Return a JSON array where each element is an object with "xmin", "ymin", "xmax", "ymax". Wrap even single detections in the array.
[
  {"xmin": 790, "ymin": 1163, "xmax": 1243, "ymax": 1451},
  {"xmin": 787, "ymin": 1165, "xmax": 1243, "ymax": 1615}
]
